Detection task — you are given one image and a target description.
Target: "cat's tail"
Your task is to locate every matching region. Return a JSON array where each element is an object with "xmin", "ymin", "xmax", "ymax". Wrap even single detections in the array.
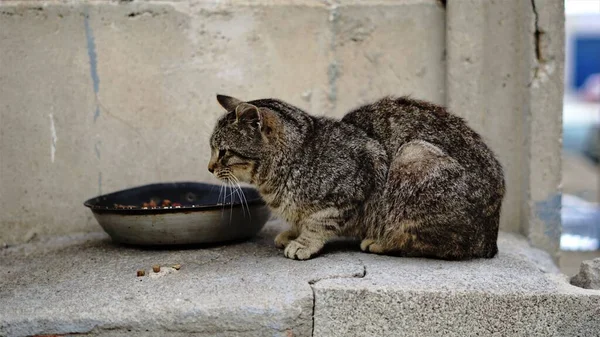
[{"xmin": 478, "ymin": 207, "xmax": 501, "ymax": 258}]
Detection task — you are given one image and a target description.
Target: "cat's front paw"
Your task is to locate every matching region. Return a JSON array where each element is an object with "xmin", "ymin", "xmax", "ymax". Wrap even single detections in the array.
[
  {"xmin": 284, "ymin": 240, "xmax": 318, "ymax": 260},
  {"xmin": 274, "ymin": 229, "xmax": 297, "ymax": 249}
]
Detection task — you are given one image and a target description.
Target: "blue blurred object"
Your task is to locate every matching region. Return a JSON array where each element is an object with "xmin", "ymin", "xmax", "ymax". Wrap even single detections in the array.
[{"xmin": 573, "ymin": 36, "xmax": 600, "ymax": 90}]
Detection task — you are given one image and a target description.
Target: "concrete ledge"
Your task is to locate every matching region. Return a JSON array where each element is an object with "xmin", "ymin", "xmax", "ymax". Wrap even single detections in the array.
[
  {"xmin": 313, "ymin": 234, "xmax": 599, "ymax": 336},
  {"xmin": 1, "ymin": 221, "xmax": 598, "ymax": 337}
]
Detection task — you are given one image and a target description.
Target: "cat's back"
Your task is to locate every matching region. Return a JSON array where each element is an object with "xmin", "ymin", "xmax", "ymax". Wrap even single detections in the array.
[
  {"xmin": 342, "ymin": 97, "xmax": 461, "ymax": 150},
  {"xmin": 298, "ymin": 116, "xmax": 388, "ymax": 189},
  {"xmin": 342, "ymin": 97, "xmax": 497, "ymax": 167},
  {"xmin": 341, "ymin": 96, "xmax": 505, "ymax": 202}
]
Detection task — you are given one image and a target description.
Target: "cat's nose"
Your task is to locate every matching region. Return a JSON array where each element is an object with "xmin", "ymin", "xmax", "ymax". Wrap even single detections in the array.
[{"xmin": 208, "ymin": 164, "xmax": 215, "ymax": 173}]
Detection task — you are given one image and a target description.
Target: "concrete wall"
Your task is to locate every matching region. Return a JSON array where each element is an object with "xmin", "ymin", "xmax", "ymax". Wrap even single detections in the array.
[{"xmin": 0, "ymin": 0, "xmax": 564, "ymax": 257}]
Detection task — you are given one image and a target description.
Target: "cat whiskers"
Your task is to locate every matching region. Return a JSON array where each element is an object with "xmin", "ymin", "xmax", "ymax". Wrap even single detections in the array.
[
  {"xmin": 219, "ymin": 171, "xmax": 234, "ymax": 224},
  {"xmin": 229, "ymin": 174, "xmax": 251, "ymax": 220},
  {"xmin": 216, "ymin": 171, "xmax": 231, "ymax": 218},
  {"xmin": 216, "ymin": 170, "xmax": 251, "ymax": 222},
  {"xmin": 226, "ymin": 176, "xmax": 234, "ymax": 224},
  {"xmin": 218, "ymin": 181, "xmax": 227, "ymax": 218},
  {"xmin": 217, "ymin": 180, "xmax": 224, "ymax": 205}
]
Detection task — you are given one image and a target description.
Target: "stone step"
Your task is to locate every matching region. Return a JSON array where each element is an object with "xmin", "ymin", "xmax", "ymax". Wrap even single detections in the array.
[{"xmin": 1, "ymin": 221, "xmax": 598, "ymax": 337}]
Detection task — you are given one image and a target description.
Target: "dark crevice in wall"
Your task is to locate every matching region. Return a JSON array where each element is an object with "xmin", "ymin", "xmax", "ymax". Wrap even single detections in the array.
[
  {"xmin": 127, "ymin": 10, "xmax": 157, "ymax": 18},
  {"xmin": 531, "ymin": 0, "xmax": 545, "ymax": 63},
  {"xmin": 1, "ymin": 7, "xmax": 43, "ymax": 17}
]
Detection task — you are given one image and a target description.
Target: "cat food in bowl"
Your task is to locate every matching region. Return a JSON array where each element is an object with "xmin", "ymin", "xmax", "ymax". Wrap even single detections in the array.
[{"xmin": 84, "ymin": 182, "xmax": 270, "ymax": 246}]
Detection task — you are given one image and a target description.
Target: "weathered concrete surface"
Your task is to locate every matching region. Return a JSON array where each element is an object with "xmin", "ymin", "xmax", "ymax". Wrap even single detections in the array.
[
  {"xmin": 446, "ymin": 0, "xmax": 531, "ymax": 236},
  {"xmin": 0, "ymin": 0, "xmax": 564, "ymax": 260},
  {"xmin": 445, "ymin": 0, "xmax": 564, "ymax": 258},
  {"xmin": 0, "ymin": 0, "xmax": 332, "ymax": 245},
  {"xmin": 523, "ymin": 0, "xmax": 565, "ymax": 259},
  {"xmin": 329, "ymin": 0, "xmax": 446, "ymax": 117},
  {"xmin": 313, "ymin": 233, "xmax": 600, "ymax": 337},
  {"xmin": 0, "ymin": 221, "xmax": 363, "ymax": 337},
  {"xmin": 1, "ymin": 221, "xmax": 598, "ymax": 337},
  {"xmin": 571, "ymin": 258, "xmax": 600, "ymax": 290}
]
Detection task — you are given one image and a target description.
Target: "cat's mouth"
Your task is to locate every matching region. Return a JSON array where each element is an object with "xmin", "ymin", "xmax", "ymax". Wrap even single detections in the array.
[
  {"xmin": 214, "ymin": 170, "xmax": 235, "ymax": 182},
  {"xmin": 213, "ymin": 165, "xmax": 253, "ymax": 185}
]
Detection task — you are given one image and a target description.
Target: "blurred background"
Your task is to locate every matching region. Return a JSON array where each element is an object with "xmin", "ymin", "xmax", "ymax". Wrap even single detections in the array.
[{"xmin": 560, "ymin": 0, "xmax": 600, "ymax": 275}]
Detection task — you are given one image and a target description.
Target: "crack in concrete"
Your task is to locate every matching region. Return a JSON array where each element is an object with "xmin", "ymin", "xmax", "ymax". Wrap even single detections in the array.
[
  {"xmin": 527, "ymin": 0, "xmax": 561, "ymax": 98},
  {"xmin": 308, "ymin": 260, "xmax": 367, "ymax": 337},
  {"xmin": 127, "ymin": 10, "xmax": 164, "ymax": 18},
  {"xmin": 530, "ymin": 0, "xmax": 544, "ymax": 63},
  {"xmin": 529, "ymin": 0, "xmax": 555, "ymax": 86},
  {"xmin": 0, "ymin": 7, "xmax": 43, "ymax": 17}
]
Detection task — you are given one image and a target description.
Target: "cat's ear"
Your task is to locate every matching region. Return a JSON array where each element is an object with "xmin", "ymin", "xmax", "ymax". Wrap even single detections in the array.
[
  {"xmin": 216, "ymin": 94, "xmax": 243, "ymax": 112},
  {"xmin": 235, "ymin": 103, "xmax": 262, "ymax": 125}
]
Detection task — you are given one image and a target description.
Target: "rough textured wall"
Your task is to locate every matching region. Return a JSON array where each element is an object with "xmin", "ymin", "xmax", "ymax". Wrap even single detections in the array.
[
  {"xmin": 445, "ymin": 0, "xmax": 564, "ymax": 258},
  {"xmin": 0, "ymin": 0, "xmax": 563, "ymax": 257}
]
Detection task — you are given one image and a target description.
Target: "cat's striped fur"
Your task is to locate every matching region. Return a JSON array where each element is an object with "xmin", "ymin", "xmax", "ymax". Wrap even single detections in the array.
[{"xmin": 208, "ymin": 95, "xmax": 505, "ymax": 260}]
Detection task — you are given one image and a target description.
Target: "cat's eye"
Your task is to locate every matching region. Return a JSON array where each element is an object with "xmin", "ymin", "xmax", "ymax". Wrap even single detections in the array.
[{"xmin": 218, "ymin": 149, "xmax": 226, "ymax": 158}]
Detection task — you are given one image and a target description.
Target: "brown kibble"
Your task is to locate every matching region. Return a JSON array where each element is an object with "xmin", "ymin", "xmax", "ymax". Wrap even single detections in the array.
[
  {"xmin": 141, "ymin": 199, "xmax": 182, "ymax": 209},
  {"xmin": 172, "ymin": 264, "xmax": 181, "ymax": 270},
  {"xmin": 114, "ymin": 204, "xmax": 136, "ymax": 209},
  {"xmin": 137, "ymin": 270, "xmax": 145, "ymax": 277},
  {"xmin": 152, "ymin": 265, "xmax": 161, "ymax": 273}
]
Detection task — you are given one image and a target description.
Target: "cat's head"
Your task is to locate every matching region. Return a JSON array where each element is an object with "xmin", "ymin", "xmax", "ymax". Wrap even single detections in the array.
[{"xmin": 208, "ymin": 94, "xmax": 283, "ymax": 184}]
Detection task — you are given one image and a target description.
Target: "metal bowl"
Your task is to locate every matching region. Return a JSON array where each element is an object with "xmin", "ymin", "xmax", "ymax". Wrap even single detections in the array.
[{"xmin": 83, "ymin": 182, "xmax": 270, "ymax": 246}]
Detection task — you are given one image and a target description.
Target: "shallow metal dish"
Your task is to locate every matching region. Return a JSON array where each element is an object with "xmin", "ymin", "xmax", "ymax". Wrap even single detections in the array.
[{"xmin": 83, "ymin": 182, "xmax": 270, "ymax": 246}]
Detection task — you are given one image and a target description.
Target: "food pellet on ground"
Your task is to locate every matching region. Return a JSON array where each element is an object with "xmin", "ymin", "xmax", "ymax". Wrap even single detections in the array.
[
  {"xmin": 152, "ymin": 265, "xmax": 160, "ymax": 273},
  {"xmin": 136, "ymin": 270, "xmax": 145, "ymax": 277},
  {"xmin": 172, "ymin": 264, "xmax": 181, "ymax": 270}
]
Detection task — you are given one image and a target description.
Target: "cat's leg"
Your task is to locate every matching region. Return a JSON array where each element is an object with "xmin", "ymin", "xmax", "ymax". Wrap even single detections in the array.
[
  {"xmin": 368, "ymin": 140, "xmax": 475, "ymax": 259},
  {"xmin": 274, "ymin": 229, "xmax": 298, "ymax": 249},
  {"xmin": 284, "ymin": 229, "xmax": 336, "ymax": 260},
  {"xmin": 283, "ymin": 208, "xmax": 342, "ymax": 260}
]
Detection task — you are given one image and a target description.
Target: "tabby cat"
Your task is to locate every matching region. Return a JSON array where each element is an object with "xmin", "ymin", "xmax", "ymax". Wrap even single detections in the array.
[{"xmin": 208, "ymin": 95, "xmax": 505, "ymax": 260}]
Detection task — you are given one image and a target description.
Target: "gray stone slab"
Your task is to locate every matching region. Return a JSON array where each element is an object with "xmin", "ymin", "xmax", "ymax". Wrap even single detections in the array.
[
  {"xmin": 2, "ymin": 222, "xmax": 597, "ymax": 337},
  {"xmin": 312, "ymin": 234, "xmax": 600, "ymax": 337},
  {"xmin": 0, "ymin": 221, "xmax": 363, "ymax": 337}
]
